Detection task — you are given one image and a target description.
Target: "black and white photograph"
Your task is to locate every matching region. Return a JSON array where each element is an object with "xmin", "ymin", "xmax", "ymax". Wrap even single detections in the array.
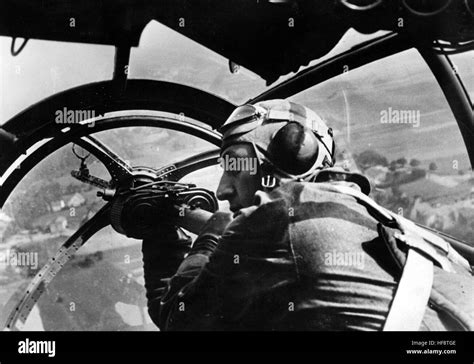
[{"xmin": 0, "ymin": 0, "xmax": 473, "ymax": 359}]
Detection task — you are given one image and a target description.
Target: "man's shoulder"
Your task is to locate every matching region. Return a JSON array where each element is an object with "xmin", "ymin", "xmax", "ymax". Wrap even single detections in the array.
[
  {"xmin": 263, "ymin": 180, "xmax": 365, "ymax": 207},
  {"xmin": 233, "ymin": 180, "xmax": 370, "ymax": 226}
]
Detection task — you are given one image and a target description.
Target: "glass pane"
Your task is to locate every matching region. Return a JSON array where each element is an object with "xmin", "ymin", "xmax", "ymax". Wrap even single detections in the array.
[
  {"xmin": 31, "ymin": 226, "xmax": 155, "ymax": 331},
  {"xmin": 0, "ymin": 144, "xmax": 109, "ymax": 330},
  {"xmin": 92, "ymin": 126, "xmax": 216, "ymax": 168},
  {"xmin": 0, "ymin": 39, "xmax": 114, "ymax": 124},
  {"xmin": 272, "ymin": 29, "xmax": 390, "ymax": 86},
  {"xmin": 129, "ymin": 21, "xmax": 266, "ymax": 104},
  {"xmin": 290, "ymin": 48, "xmax": 474, "ymax": 243}
]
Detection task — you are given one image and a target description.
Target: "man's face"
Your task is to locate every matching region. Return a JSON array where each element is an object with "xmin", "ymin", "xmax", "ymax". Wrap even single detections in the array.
[{"xmin": 216, "ymin": 143, "xmax": 261, "ymax": 213}]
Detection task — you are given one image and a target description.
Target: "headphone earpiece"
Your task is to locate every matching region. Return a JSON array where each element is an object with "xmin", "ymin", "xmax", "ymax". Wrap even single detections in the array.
[{"xmin": 267, "ymin": 122, "xmax": 320, "ymax": 176}]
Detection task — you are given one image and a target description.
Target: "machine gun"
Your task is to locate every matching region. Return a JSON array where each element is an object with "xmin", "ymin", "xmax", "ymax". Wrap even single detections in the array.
[{"xmin": 107, "ymin": 180, "xmax": 217, "ymax": 239}]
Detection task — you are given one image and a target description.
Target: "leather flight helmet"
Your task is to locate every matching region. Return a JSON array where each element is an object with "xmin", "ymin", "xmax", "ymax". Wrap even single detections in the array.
[{"xmin": 220, "ymin": 99, "xmax": 336, "ymax": 187}]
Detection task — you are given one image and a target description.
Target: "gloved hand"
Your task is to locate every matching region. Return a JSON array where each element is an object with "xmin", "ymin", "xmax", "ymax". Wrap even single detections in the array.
[
  {"xmin": 198, "ymin": 211, "xmax": 233, "ymax": 237},
  {"xmin": 188, "ymin": 211, "xmax": 233, "ymax": 256}
]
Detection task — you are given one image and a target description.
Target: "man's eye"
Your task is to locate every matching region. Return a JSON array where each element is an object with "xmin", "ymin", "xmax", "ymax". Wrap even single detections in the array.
[
  {"xmin": 219, "ymin": 158, "xmax": 241, "ymax": 175},
  {"xmin": 220, "ymin": 167, "xmax": 240, "ymax": 176}
]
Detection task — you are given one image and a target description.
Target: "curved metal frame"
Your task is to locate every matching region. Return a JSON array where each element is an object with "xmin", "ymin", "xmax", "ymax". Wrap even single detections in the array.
[{"xmin": 0, "ymin": 79, "xmax": 235, "ymax": 176}]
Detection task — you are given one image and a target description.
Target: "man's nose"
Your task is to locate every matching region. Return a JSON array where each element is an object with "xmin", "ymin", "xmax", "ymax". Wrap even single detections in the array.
[{"xmin": 216, "ymin": 173, "xmax": 234, "ymax": 201}]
